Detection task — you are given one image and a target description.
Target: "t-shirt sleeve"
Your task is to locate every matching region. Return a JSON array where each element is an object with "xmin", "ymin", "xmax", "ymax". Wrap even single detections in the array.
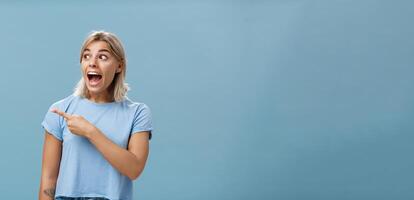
[
  {"xmin": 131, "ymin": 103, "xmax": 154, "ymax": 140},
  {"xmin": 41, "ymin": 103, "xmax": 64, "ymax": 141}
]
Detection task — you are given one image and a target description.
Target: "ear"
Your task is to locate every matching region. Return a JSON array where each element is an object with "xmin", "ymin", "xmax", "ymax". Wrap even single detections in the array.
[{"xmin": 116, "ymin": 64, "xmax": 122, "ymax": 73}]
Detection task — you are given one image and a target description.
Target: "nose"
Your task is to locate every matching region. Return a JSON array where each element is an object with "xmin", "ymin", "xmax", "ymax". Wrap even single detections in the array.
[{"xmin": 88, "ymin": 58, "xmax": 97, "ymax": 68}]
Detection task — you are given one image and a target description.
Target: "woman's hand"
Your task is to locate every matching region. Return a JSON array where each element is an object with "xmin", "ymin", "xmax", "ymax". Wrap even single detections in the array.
[{"xmin": 51, "ymin": 108, "xmax": 97, "ymax": 138}]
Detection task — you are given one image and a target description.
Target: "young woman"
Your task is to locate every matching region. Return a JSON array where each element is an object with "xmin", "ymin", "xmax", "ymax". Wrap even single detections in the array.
[{"xmin": 39, "ymin": 31, "xmax": 153, "ymax": 200}]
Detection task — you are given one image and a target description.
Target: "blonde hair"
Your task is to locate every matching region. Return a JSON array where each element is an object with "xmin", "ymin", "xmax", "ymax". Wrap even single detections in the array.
[{"xmin": 74, "ymin": 30, "xmax": 129, "ymax": 102}]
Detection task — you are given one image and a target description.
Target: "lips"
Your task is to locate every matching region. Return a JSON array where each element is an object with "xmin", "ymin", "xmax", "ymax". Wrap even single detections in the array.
[{"xmin": 87, "ymin": 71, "xmax": 103, "ymax": 86}]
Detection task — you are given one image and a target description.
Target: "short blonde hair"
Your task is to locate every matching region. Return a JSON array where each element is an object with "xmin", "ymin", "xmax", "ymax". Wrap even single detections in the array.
[{"xmin": 74, "ymin": 30, "xmax": 129, "ymax": 102}]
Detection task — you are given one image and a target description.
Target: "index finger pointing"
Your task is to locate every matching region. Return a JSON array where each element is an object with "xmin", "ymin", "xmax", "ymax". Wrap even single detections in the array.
[{"xmin": 51, "ymin": 108, "xmax": 71, "ymax": 119}]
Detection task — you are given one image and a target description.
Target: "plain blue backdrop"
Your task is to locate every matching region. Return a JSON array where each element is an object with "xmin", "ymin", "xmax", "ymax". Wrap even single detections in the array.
[{"xmin": 0, "ymin": 0, "xmax": 413, "ymax": 199}]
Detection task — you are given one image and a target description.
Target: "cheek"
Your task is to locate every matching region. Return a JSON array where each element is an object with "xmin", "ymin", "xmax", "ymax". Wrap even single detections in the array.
[
  {"xmin": 81, "ymin": 63, "xmax": 88, "ymax": 74},
  {"xmin": 104, "ymin": 72, "xmax": 115, "ymax": 82},
  {"xmin": 101, "ymin": 64, "xmax": 118, "ymax": 82}
]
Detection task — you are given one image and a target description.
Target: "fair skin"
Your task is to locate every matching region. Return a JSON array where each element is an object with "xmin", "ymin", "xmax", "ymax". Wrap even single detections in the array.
[{"xmin": 39, "ymin": 41, "xmax": 150, "ymax": 200}]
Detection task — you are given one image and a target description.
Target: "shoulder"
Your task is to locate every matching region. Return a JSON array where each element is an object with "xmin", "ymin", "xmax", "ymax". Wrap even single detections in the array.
[
  {"xmin": 122, "ymin": 97, "xmax": 152, "ymax": 121},
  {"xmin": 48, "ymin": 94, "xmax": 78, "ymax": 110},
  {"xmin": 123, "ymin": 97, "xmax": 151, "ymax": 111},
  {"xmin": 126, "ymin": 97, "xmax": 154, "ymax": 137}
]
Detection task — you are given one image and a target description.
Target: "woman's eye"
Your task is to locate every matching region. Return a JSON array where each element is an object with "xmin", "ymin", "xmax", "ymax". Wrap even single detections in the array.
[
  {"xmin": 83, "ymin": 54, "xmax": 90, "ymax": 59},
  {"xmin": 99, "ymin": 55, "xmax": 108, "ymax": 60}
]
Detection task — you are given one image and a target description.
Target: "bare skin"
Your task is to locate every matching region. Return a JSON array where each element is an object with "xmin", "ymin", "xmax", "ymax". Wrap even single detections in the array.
[
  {"xmin": 39, "ymin": 132, "xmax": 61, "ymax": 200},
  {"xmin": 39, "ymin": 41, "xmax": 150, "ymax": 200}
]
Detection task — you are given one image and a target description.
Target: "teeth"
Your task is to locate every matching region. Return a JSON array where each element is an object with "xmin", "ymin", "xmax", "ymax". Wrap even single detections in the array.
[{"xmin": 87, "ymin": 71, "xmax": 100, "ymax": 75}]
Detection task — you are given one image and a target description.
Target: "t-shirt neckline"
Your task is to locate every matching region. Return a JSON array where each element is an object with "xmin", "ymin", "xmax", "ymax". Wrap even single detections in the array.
[{"xmin": 81, "ymin": 96, "xmax": 124, "ymax": 106}]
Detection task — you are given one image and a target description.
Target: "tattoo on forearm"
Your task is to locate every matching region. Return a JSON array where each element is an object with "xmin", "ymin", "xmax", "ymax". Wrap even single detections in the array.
[{"xmin": 43, "ymin": 188, "xmax": 55, "ymax": 198}]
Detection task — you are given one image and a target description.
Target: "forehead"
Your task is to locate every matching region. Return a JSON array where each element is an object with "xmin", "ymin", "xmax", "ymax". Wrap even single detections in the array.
[{"xmin": 84, "ymin": 40, "xmax": 110, "ymax": 52}]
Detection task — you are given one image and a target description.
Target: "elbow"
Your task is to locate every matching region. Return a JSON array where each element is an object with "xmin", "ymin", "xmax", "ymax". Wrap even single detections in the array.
[
  {"xmin": 127, "ymin": 167, "xmax": 144, "ymax": 181},
  {"xmin": 126, "ymin": 157, "xmax": 146, "ymax": 180},
  {"xmin": 41, "ymin": 173, "xmax": 59, "ymax": 183},
  {"xmin": 128, "ymin": 171, "xmax": 140, "ymax": 181},
  {"xmin": 128, "ymin": 174, "xmax": 138, "ymax": 181}
]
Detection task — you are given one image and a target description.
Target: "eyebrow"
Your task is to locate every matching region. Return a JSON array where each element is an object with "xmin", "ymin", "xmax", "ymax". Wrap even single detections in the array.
[{"xmin": 83, "ymin": 48, "xmax": 111, "ymax": 53}]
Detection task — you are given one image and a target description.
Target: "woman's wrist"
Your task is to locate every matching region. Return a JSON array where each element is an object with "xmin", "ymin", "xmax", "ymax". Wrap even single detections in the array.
[{"xmin": 86, "ymin": 126, "xmax": 100, "ymax": 140}]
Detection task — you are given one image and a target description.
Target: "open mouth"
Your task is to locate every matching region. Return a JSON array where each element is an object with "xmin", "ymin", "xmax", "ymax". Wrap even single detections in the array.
[{"xmin": 87, "ymin": 72, "xmax": 103, "ymax": 86}]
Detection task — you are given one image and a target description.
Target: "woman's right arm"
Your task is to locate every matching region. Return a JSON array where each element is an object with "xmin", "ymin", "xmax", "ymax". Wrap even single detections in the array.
[{"xmin": 39, "ymin": 131, "xmax": 62, "ymax": 200}]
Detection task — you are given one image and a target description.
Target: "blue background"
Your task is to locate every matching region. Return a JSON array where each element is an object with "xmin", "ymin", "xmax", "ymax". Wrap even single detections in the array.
[{"xmin": 0, "ymin": 1, "xmax": 413, "ymax": 199}]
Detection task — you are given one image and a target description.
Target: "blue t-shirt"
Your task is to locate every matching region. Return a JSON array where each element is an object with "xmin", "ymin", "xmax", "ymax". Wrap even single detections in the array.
[{"xmin": 41, "ymin": 94, "xmax": 153, "ymax": 200}]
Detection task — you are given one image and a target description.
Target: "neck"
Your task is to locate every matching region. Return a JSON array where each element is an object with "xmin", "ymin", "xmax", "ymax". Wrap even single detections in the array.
[{"xmin": 87, "ymin": 91, "xmax": 114, "ymax": 103}]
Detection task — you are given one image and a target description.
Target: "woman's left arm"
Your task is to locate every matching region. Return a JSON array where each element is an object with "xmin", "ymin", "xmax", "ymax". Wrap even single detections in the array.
[
  {"xmin": 51, "ymin": 109, "xmax": 150, "ymax": 180},
  {"xmin": 87, "ymin": 128, "xmax": 150, "ymax": 181}
]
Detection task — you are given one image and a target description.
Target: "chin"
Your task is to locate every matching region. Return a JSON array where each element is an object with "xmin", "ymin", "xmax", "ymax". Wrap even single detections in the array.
[{"xmin": 87, "ymin": 87, "xmax": 105, "ymax": 95}]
